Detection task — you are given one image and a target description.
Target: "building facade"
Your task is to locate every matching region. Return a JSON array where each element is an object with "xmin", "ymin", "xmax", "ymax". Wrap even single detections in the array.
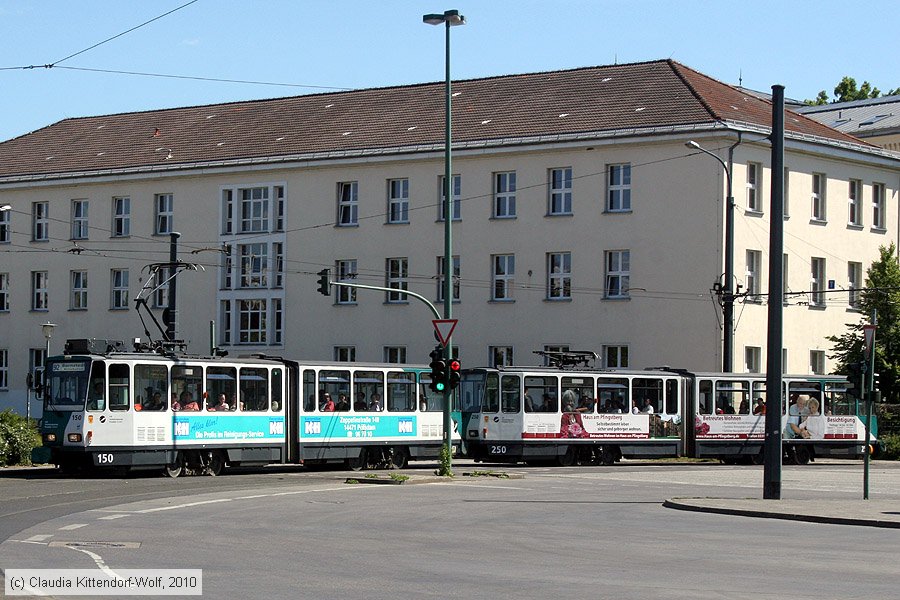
[{"xmin": 1, "ymin": 59, "xmax": 899, "ymax": 416}]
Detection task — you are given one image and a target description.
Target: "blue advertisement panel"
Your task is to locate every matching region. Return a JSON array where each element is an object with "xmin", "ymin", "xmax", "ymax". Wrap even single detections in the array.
[
  {"xmin": 174, "ymin": 415, "xmax": 285, "ymax": 441},
  {"xmin": 301, "ymin": 415, "xmax": 417, "ymax": 439}
]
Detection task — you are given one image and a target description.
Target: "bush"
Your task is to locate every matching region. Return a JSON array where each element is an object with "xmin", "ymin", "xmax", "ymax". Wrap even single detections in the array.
[
  {"xmin": 0, "ymin": 409, "xmax": 42, "ymax": 466},
  {"xmin": 878, "ymin": 433, "xmax": 900, "ymax": 461}
]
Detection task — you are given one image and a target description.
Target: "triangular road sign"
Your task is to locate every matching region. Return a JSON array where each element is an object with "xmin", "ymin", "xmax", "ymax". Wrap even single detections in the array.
[{"xmin": 432, "ymin": 319, "xmax": 458, "ymax": 346}]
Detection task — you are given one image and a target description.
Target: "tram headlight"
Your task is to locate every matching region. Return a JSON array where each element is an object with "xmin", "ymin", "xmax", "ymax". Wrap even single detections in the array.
[
  {"xmin": 67, "ymin": 433, "xmax": 83, "ymax": 443},
  {"xmin": 44, "ymin": 433, "xmax": 57, "ymax": 443}
]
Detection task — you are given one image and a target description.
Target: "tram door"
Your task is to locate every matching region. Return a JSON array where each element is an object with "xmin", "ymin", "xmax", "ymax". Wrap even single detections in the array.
[{"xmin": 480, "ymin": 373, "xmax": 522, "ymax": 443}]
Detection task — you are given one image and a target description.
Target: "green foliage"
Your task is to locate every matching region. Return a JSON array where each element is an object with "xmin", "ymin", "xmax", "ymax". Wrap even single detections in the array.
[
  {"xmin": 828, "ymin": 244, "xmax": 900, "ymax": 402},
  {"xmin": 388, "ymin": 473, "xmax": 409, "ymax": 482},
  {"xmin": 435, "ymin": 445, "xmax": 454, "ymax": 477},
  {"xmin": 0, "ymin": 409, "xmax": 41, "ymax": 467},
  {"xmin": 804, "ymin": 76, "xmax": 899, "ymax": 105},
  {"xmin": 878, "ymin": 434, "xmax": 900, "ymax": 460}
]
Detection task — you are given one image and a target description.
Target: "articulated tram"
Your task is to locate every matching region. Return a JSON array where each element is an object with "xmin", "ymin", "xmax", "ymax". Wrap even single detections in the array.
[
  {"xmin": 38, "ymin": 339, "xmax": 456, "ymax": 476},
  {"xmin": 460, "ymin": 364, "xmax": 874, "ymax": 466}
]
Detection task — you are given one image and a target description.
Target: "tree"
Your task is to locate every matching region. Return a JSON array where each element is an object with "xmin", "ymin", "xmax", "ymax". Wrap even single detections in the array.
[
  {"xmin": 828, "ymin": 243, "xmax": 900, "ymax": 402},
  {"xmin": 804, "ymin": 76, "xmax": 898, "ymax": 105}
]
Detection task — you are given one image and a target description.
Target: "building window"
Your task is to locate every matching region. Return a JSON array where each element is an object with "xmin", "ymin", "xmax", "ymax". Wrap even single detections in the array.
[
  {"xmin": 31, "ymin": 271, "xmax": 48, "ymax": 311},
  {"xmin": 745, "ymin": 346, "xmax": 761, "ymax": 373},
  {"xmin": 239, "ymin": 243, "xmax": 268, "ymax": 288},
  {"xmin": 384, "ymin": 347, "xmax": 407, "ymax": 363},
  {"xmin": 746, "ymin": 162, "xmax": 761, "ymax": 212},
  {"xmin": 335, "ymin": 259, "xmax": 358, "ymax": 304},
  {"xmin": 112, "ymin": 197, "xmax": 131, "ymax": 237},
  {"xmin": 437, "ymin": 256, "xmax": 460, "ymax": 303},
  {"xmin": 0, "ymin": 349, "xmax": 7, "ymax": 389},
  {"xmin": 0, "ymin": 273, "xmax": 9, "ymax": 311},
  {"xmin": 548, "ymin": 167, "xmax": 573, "ymax": 215},
  {"xmin": 604, "ymin": 250, "xmax": 630, "ymax": 299},
  {"xmin": 71, "ymin": 200, "xmax": 89, "ymax": 240},
  {"xmin": 489, "ymin": 346, "xmax": 514, "ymax": 368},
  {"xmin": 29, "ymin": 349, "xmax": 46, "ymax": 392},
  {"xmin": 810, "ymin": 350, "xmax": 825, "ymax": 375},
  {"xmin": 240, "ymin": 187, "xmax": 270, "ymax": 233},
  {"xmin": 387, "ymin": 178, "xmax": 409, "ymax": 224},
  {"xmin": 0, "ymin": 208, "xmax": 9, "ymax": 243},
  {"xmin": 70, "ymin": 271, "xmax": 88, "ymax": 310},
  {"xmin": 274, "ymin": 186, "xmax": 285, "ymax": 231},
  {"xmin": 220, "ymin": 300, "xmax": 232, "ymax": 345},
  {"xmin": 746, "ymin": 250, "xmax": 762, "ymax": 301},
  {"xmin": 603, "ymin": 345, "xmax": 629, "ymax": 369},
  {"xmin": 607, "ymin": 163, "xmax": 631, "ymax": 212},
  {"xmin": 337, "ymin": 181, "xmax": 358, "ymax": 226},
  {"xmin": 810, "ymin": 257, "xmax": 826, "ymax": 307},
  {"xmin": 385, "ymin": 257, "xmax": 408, "ymax": 303},
  {"xmin": 848, "ymin": 261, "xmax": 862, "ymax": 308},
  {"xmin": 273, "ymin": 298, "xmax": 283, "ymax": 344},
  {"xmin": 334, "ymin": 346, "xmax": 356, "ymax": 362},
  {"xmin": 491, "ymin": 254, "xmax": 515, "ymax": 301},
  {"xmin": 439, "ymin": 175, "xmax": 461, "ymax": 221},
  {"xmin": 152, "ymin": 267, "xmax": 169, "ymax": 309},
  {"xmin": 493, "ymin": 172, "xmax": 516, "ymax": 218},
  {"xmin": 873, "ymin": 183, "xmax": 886, "ymax": 230},
  {"xmin": 111, "ymin": 269, "xmax": 129, "ymax": 310},
  {"xmin": 848, "ymin": 179, "xmax": 862, "ymax": 226},
  {"xmin": 155, "ymin": 193, "xmax": 174, "ymax": 235},
  {"xmin": 547, "ymin": 252, "xmax": 572, "ymax": 300},
  {"xmin": 273, "ymin": 242, "xmax": 284, "ymax": 288},
  {"xmin": 221, "ymin": 246, "xmax": 234, "ymax": 291},
  {"xmin": 238, "ymin": 299, "xmax": 267, "ymax": 344},
  {"xmin": 32, "ymin": 202, "xmax": 49, "ymax": 241},
  {"xmin": 811, "ymin": 173, "xmax": 826, "ymax": 221}
]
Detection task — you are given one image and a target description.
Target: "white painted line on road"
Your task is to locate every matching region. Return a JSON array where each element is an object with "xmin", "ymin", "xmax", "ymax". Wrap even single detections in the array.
[
  {"xmin": 58, "ymin": 524, "xmax": 88, "ymax": 531},
  {"xmin": 98, "ymin": 514, "xmax": 129, "ymax": 520},
  {"xmin": 24, "ymin": 534, "xmax": 52, "ymax": 542},
  {"xmin": 136, "ymin": 498, "xmax": 232, "ymax": 514}
]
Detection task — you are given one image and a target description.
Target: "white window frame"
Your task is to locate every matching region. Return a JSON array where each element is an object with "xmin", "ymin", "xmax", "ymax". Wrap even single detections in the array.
[
  {"xmin": 493, "ymin": 171, "xmax": 516, "ymax": 218},
  {"xmin": 112, "ymin": 196, "xmax": 131, "ymax": 237},
  {"xmin": 71, "ymin": 199, "xmax": 89, "ymax": 240},
  {"xmin": 811, "ymin": 173, "xmax": 826, "ymax": 221},
  {"xmin": 0, "ymin": 273, "xmax": 9, "ymax": 312},
  {"xmin": 848, "ymin": 261, "xmax": 862, "ymax": 309},
  {"xmin": 810, "ymin": 350, "xmax": 825, "ymax": 375},
  {"xmin": 385, "ymin": 257, "xmax": 408, "ymax": 303},
  {"xmin": 334, "ymin": 346, "xmax": 356, "ymax": 362},
  {"xmin": 439, "ymin": 175, "xmax": 461, "ymax": 222},
  {"xmin": 387, "ymin": 178, "xmax": 409, "ymax": 224},
  {"xmin": 239, "ymin": 243, "xmax": 268, "ymax": 289},
  {"xmin": 603, "ymin": 345, "xmax": 629, "ymax": 369},
  {"xmin": 31, "ymin": 271, "xmax": 48, "ymax": 311},
  {"xmin": 848, "ymin": 179, "xmax": 862, "ymax": 226},
  {"xmin": 383, "ymin": 346, "xmax": 407, "ymax": 364},
  {"xmin": 607, "ymin": 163, "xmax": 632, "ymax": 212},
  {"xmin": 274, "ymin": 186, "xmax": 285, "ymax": 232},
  {"xmin": 548, "ymin": 167, "xmax": 573, "ymax": 215},
  {"xmin": 273, "ymin": 297, "xmax": 283, "ymax": 345},
  {"xmin": 337, "ymin": 181, "xmax": 359, "ymax": 226},
  {"xmin": 239, "ymin": 187, "xmax": 270, "ymax": 233},
  {"xmin": 0, "ymin": 349, "xmax": 8, "ymax": 390},
  {"xmin": 605, "ymin": 250, "xmax": 630, "ymax": 299},
  {"xmin": 273, "ymin": 242, "xmax": 284, "ymax": 289},
  {"xmin": 110, "ymin": 269, "xmax": 129, "ymax": 310},
  {"xmin": 70, "ymin": 270, "xmax": 88, "ymax": 311},
  {"xmin": 547, "ymin": 252, "xmax": 572, "ymax": 300},
  {"xmin": 437, "ymin": 256, "xmax": 460, "ymax": 303},
  {"xmin": 746, "ymin": 250, "xmax": 762, "ymax": 301},
  {"xmin": 32, "ymin": 201, "xmax": 49, "ymax": 241},
  {"xmin": 872, "ymin": 182, "xmax": 886, "ymax": 230},
  {"xmin": 220, "ymin": 300, "xmax": 232, "ymax": 345},
  {"xmin": 489, "ymin": 346, "xmax": 514, "ymax": 368},
  {"xmin": 238, "ymin": 299, "xmax": 267, "ymax": 344},
  {"xmin": 810, "ymin": 257, "xmax": 826, "ymax": 307},
  {"xmin": 155, "ymin": 193, "xmax": 174, "ymax": 235},
  {"xmin": 336, "ymin": 259, "xmax": 358, "ymax": 305},
  {"xmin": 491, "ymin": 254, "xmax": 515, "ymax": 301},
  {"xmin": 0, "ymin": 209, "xmax": 9, "ymax": 243},
  {"xmin": 152, "ymin": 267, "xmax": 169, "ymax": 309},
  {"xmin": 746, "ymin": 162, "xmax": 761, "ymax": 212},
  {"xmin": 745, "ymin": 346, "xmax": 761, "ymax": 373}
]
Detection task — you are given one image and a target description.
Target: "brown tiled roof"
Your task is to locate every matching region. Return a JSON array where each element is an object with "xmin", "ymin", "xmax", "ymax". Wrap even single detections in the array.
[{"xmin": 0, "ymin": 59, "xmax": 874, "ymax": 180}]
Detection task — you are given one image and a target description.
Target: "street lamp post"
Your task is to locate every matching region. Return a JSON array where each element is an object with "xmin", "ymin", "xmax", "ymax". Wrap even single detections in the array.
[
  {"xmin": 38, "ymin": 321, "xmax": 57, "ymax": 424},
  {"xmin": 686, "ymin": 140, "xmax": 735, "ymax": 372},
  {"xmin": 424, "ymin": 8, "xmax": 465, "ymax": 474}
]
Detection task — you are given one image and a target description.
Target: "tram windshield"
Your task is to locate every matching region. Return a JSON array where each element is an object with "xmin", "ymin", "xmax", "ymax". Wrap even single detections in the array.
[{"xmin": 45, "ymin": 358, "xmax": 92, "ymax": 410}]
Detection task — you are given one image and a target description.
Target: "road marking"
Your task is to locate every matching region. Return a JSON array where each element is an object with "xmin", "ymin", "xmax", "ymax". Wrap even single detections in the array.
[
  {"xmin": 24, "ymin": 534, "xmax": 52, "ymax": 542},
  {"xmin": 58, "ymin": 523, "xmax": 88, "ymax": 531},
  {"xmin": 98, "ymin": 514, "xmax": 129, "ymax": 520}
]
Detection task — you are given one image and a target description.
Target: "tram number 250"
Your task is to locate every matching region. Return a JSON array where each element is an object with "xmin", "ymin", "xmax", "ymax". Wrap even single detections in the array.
[
  {"xmin": 489, "ymin": 445, "xmax": 507, "ymax": 455},
  {"xmin": 95, "ymin": 453, "xmax": 116, "ymax": 464}
]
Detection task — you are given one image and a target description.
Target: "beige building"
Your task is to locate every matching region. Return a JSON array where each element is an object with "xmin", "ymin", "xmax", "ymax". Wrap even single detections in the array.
[{"xmin": 1, "ymin": 59, "xmax": 899, "ymax": 416}]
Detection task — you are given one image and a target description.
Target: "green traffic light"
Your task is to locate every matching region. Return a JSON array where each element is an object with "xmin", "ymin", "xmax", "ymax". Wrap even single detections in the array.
[{"xmin": 435, "ymin": 381, "xmax": 446, "ymax": 392}]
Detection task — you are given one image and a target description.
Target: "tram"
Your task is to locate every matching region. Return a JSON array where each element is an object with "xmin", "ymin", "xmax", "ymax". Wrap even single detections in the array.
[
  {"xmin": 37, "ymin": 338, "xmax": 456, "ymax": 476},
  {"xmin": 460, "ymin": 356, "xmax": 873, "ymax": 466}
]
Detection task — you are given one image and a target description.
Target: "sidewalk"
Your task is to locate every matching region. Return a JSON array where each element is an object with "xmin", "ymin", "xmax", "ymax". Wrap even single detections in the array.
[{"xmin": 664, "ymin": 497, "xmax": 900, "ymax": 528}]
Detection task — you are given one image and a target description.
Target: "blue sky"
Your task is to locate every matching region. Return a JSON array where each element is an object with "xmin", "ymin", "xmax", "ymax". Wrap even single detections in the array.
[{"xmin": 0, "ymin": 0, "xmax": 897, "ymax": 143}]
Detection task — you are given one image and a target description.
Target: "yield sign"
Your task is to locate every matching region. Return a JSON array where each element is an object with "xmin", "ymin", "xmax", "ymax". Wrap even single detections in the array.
[
  {"xmin": 863, "ymin": 324, "xmax": 877, "ymax": 360},
  {"xmin": 432, "ymin": 319, "xmax": 458, "ymax": 346}
]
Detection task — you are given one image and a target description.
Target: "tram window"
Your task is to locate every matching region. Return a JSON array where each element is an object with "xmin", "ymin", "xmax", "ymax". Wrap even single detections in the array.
[
  {"xmin": 501, "ymin": 375, "xmax": 521, "ymax": 413},
  {"xmin": 108, "ymin": 363, "xmax": 130, "ymax": 411},
  {"xmin": 206, "ymin": 366, "xmax": 238, "ymax": 411},
  {"xmin": 597, "ymin": 377, "xmax": 628, "ymax": 413},
  {"xmin": 240, "ymin": 367, "xmax": 268, "ymax": 411},
  {"xmin": 525, "ymin": 376, "xmax": 558, "ymax": 413},
  {"xmin": 826, "ymin": 383, "xmax": 851, "ymax": 416},
  {"xmin": 752, "ymin": 383, "xmax": 767, "ymax": 415},
  {"xmin": 172, "ymin": 365, "xmax": 202, "ymax": 411},
  {"xmin": 483, "ymin": 373, "xmax": 500, "ymax": 413},
  {"xmin": 459, "ymin": 373, "xmax": 483, "ymax": 413},
  {"xmin": 87, "ymin": 362, "xmax": 107, "ymax": 411},
  {"xmin": 319, "ymin": 370, "xmax": 350, "ymax": 412},
  {"xmin": 387, "ymin": 372, "xmax": 416, "ymax": 411},
  {"xmin": 714, "ymin": 381, "xmax": 748, "ymax": 415},
  {"xmin": 632, "ymin": 378, "xmax": 662, "ymax": 413},
  {"xmin": 665, "ymin": 379, "xmax": 678, "ymax": 415},
  {"xmin": 788, "ymin": 381, "xmax": 822, "ymax": 416},
  {"xmin": 303, "ymin": 370, "xmax": 316, "ymax": 412},
  {"xmin": 271, "ymin": 368, "xmax": 283, "ymax": 412},
  {"xmin": 562, "ymin": 376, "xmax": 594, "ymax": 414},
  {"xmin": 354, "ymin": 371, "xmax": 384, "ymax": 412},
  {"xmin": 134, "ymin": 364, "xmax": 168, "ymax": 412},
  {"xmin": 419, "ymin": 375, "xmax": 443, "ymax": 411}
]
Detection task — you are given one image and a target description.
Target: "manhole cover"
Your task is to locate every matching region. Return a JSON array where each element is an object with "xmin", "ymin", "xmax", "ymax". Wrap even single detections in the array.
[{"xmin": 49, "ymin": 541, "xmax": 141, "ymax": 549}]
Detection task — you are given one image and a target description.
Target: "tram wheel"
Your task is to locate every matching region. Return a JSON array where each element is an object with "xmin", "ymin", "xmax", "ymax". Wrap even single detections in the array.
[
  {"xmin": 346, "ymin": 452, "xmax": 365, "ymax": 471},
  {"xmin": 390, "ymin": 448, "xmax": 409, "ymax": 469},
  {"xmin": 789, "ymin": 446, "xmax": 811, "ymax": 465},
  {"xmin": 751, "ymin": 450, "xmax": 765, "ymax": 465},
  {"xmin": 207, "ymin": 452, "xmax": 226, "ymax": 476},
  {"xmin": 557, "ymin": 446, "xmax": 576, "ymax": 467},
  {"xmin": 164, "ymin": 453, "xmax": 184, "ymax": 478},
  {"xmin": 600, "ymin": 446, "xmax": 616, "ymax": 466}
]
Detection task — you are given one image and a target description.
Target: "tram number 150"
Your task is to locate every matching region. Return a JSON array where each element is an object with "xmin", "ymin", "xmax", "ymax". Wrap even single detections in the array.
[
  {"xmin": 95, "ymin": 453, "xmax": 115, "ymax": 464},
  {"xmin": 489, "ymin": 445, "xmax": 507, "ymax": 455}
]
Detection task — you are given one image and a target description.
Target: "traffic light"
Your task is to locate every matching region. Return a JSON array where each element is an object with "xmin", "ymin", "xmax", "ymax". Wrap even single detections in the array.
[
  {"xmin": 429, "ymin": 346, "xmax": 447, "ymax": 393},
  {"xmin": 447, "ymin": 358, "xmax": 461, "ymax": 390},
  {"xmin": 845, "ymin": 362, "xmax": 865, "ymax": 399},
  {"xmin": 317, "ymin": 269, "xmax": 330, "ymax": 296}
]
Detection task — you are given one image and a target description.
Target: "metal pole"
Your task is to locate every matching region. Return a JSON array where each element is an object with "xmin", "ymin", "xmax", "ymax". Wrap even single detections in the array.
[
  {"xmin": 763, "ymin": 85, "xmax": 785, "ymax": 499},
  {"xmin": 722, "ymin": 137, "xmax": 739, "ymax": 373},
  {"xmin": 864, "ymin": 309, "xmax": 876, "ymax": 499},
  {"xmin": 165, "ymin": 232, "xmax": 180, "ymax": 342},
  {"xmin": 441, "ymin": 17, "xmax": 454, "ymax": 473}
]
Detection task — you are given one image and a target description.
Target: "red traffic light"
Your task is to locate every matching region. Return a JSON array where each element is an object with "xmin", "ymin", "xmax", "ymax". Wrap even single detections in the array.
[{"xmin": 449, "ymin": 359, "xmax": 461, "ymax": 372}]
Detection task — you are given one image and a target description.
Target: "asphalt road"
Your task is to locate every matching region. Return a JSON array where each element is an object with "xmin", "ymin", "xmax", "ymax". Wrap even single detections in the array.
[{"xmin": 2, "ymin": 460, "xmax": 899, "ymax": 599}]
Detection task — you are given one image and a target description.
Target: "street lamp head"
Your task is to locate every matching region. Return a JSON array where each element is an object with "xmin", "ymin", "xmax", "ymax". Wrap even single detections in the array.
[
  {"xmin": 41, "ymin": 321, "xmax": 57, "ymax": 340},
  {"xmin": 423, "ymin": 9, "xmax": 466, "ymax": 26},
  {"xmin": 685, "ymin": 140, "xmax": 701, "ymax": 150}
]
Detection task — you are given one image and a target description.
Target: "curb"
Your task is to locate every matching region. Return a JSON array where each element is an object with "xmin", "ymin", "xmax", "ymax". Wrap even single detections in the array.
[{"xmin": 663, "ymin": 498, "xmax": 900, "ymax": 529}]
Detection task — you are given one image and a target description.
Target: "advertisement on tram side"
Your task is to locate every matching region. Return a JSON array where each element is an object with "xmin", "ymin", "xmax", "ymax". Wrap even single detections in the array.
[
  {"xmin": 693, "ymin": 415, "xmax": 862, "ymax": 440},
  {"xmin": 521, "ymin": 413, "xmax": 681, "ymax": 440}
]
